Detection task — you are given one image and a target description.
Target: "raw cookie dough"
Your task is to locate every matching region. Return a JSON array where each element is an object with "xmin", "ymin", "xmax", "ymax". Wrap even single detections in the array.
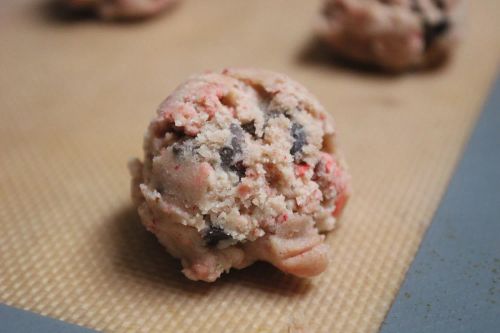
[
  {"xmin": 317, "ymin": 0, "xmax": 464, "ymax": 71},
  {"xmin": 63, "ymin": 0, "xmax": 178, "ymax": 20},
  {"xmin": 129, "ymin": 68, "xmax": 350, "ymax": 282}
]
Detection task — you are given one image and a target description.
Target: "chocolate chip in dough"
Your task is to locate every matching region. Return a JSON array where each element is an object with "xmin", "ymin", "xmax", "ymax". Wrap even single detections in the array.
[
  {"xmin": 241, "ymin": 121, "xmax": 257, "ymax": 137},
  {"xmin": 290, "ymin": 122, "xmax": 307, "ymax": 156},
  {"xmin": 219, "ymin": 146, "xmax": 235, "ymax": 169},
  {"xmin": 433, "ymin": 0, "xmax": 446, "ymax": 10},
  {"xmin": 231, "ymin": 161, "xmax": 247, "ymax": 179},
  {"xmin": 203, "ymin": 226, "xmax": 232, "ymax": 247},
  {"xmin": 424, "ymin": 19, "xmax": 450, "ymax": 49}
]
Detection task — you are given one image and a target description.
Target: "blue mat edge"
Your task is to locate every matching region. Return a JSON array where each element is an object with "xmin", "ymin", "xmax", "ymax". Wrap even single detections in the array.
[
  {"xmin": 380, "ymin": 75, "xmax": 500, "ymax": 332},
  {"xmin": 0, "ymin": 304, "xmax": 98, "ymax": 333}
]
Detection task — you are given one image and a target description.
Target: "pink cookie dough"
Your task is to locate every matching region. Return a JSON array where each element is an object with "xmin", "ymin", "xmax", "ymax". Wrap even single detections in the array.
[
  {"xmin": 63, "ymin": 0, "xmax": 178, "ymax": 20},
  {"xmin": 129, "ymin": 68, "xmax": 350, "ymax": 282},
  {"xmin": 317, "ymin": 0, "xmax": 464, "ymax": 71}
]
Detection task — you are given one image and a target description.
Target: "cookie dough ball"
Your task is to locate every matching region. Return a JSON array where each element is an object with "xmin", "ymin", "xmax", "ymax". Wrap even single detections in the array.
[
  {"xmin": 317, "ymin": 0, "xmax": 464, "ymax": 71},
  {"xmin": 63, "ymin": 0, "xmax": 178, "ymax": 20},
  {"xmin": 129, "ymin": 68, "xmax": 350, "ymax": 282}
]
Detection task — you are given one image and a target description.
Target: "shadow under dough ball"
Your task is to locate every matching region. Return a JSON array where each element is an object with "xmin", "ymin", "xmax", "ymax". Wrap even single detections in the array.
[
  {"xmin": 317, "ymin": 0, "xmax": 465, "ymax": 72},
  {"xmin": 129, "ymin": 68, "xmax": 351, "ymax": 282}
]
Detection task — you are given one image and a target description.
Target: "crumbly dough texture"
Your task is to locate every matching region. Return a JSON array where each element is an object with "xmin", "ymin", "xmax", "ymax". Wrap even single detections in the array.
[
  {"xmin": 130, "ymin": 68, "xmax": 350, "ymax": 282},
  {"xmin": 63, "ymin": 0, "xmax": 178, "ymax": 20},
  {"xmin": 318, "ymin": 0, "xmax": 464, "ymax": 71}
]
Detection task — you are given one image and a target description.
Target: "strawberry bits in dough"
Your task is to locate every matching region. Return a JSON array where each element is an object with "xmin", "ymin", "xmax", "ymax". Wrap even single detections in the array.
[
  {"xmin": 318, "ymin": 0, "xmax": 464, "ymax": 71},
  {"xmin": 129, "ymin": 69, "xmax": 350, "ymax": 282}
]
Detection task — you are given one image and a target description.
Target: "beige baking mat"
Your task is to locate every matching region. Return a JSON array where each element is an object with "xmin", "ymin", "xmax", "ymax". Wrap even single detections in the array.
[{"xmin": 1, "ymin": 0, "xmax": 499, "ymax": 332}]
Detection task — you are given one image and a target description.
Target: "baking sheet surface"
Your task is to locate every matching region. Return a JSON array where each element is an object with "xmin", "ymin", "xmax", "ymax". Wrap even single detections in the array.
[{"xmin": 1, "ymin": 1, "xmax": 499, "ymax": 332}]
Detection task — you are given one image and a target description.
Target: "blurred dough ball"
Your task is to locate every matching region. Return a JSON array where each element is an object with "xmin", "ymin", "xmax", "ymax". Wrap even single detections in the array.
[
  {"xmin": 63, "ymin": 0, "xmax": 179, "ymax": 20},
  {"xmin": 317, "ymin": 0, "xmax": 465, "ymax": 71}
]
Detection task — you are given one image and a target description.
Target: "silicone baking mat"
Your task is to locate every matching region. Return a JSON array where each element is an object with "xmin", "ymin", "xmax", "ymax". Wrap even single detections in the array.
[
  {"xmin": 381, "ymin": 78, "xmax": 500, "ymax": 332},
  {"xmin": 1, "ymin": 1, "xmax": 499, "ymax": 332}
]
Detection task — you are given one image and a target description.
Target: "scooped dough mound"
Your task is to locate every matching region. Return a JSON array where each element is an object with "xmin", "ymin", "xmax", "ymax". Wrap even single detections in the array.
[
  {"xmin": 129, "ymin": 68, "xmax": 350, "ymax": 282},
  {"xmin": 317, "ymin": 0, "xmax": 464, "ymax": 71}
]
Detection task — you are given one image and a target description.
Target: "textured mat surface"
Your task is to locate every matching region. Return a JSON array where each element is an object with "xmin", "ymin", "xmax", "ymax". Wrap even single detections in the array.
[{"xmin": 1, "ymin": 1, "xmax": 499, "ymax": 332}]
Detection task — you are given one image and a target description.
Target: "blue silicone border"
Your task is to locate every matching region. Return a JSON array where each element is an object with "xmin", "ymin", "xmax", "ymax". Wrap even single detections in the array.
[{"xmin": 380, "ymin": 76, "xmax": 500, "ymax": 332}]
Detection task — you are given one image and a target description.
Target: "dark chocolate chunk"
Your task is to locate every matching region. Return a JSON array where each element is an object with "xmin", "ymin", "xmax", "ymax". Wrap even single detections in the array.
[
  {"xmin": 290, "ymin": 122, "xmax": 307, "ymax": 156},
  {"xmin": 230, "ymin": 123, "xmax": 244, "ymax": 154},
  {"xmin": 231, "ymin": 137, "xmax": 242, "ymax": 154},
  {"xmin": 203, "ymin": 226, "xmax": 232, "ymax": 247},
  {"xmin": 172, "ymin": 140, "xmax": 196, "ymax": 158},
  {"xmin": 219, "ymin": 124, "xmax": 247, "ymax": 178},
  {"xmin": 172, "ymin": 143, "xmax": 184, "ymax": 157},
  {"xmin": 432, "ymin": 0, "xmax": 446, "ymax": 10},
  {"xmin": 230, "ymin": 123, "xmax": 244, "ymax": 137},
  {"xmin": 219, "ymin": 146, "xmax": 235, "ymax": 169},
  {"xmin": 220, "ymin": 146, "xmax": 247, "ymax": 179},
  {"xmin": 424, "ymin": 19, "xmax": 450, "ymax": 49},
  {"xmin": 241, "ymin": 121, "xmax": 257, "ymax": 137},
  {"xmin": 410, "ymin": 0, "xmax": 421, "ymax": 13},
  {"xmin": 267, "ymin": 109, "xmax": 292, "ymax": 120},
  {"xmin": 171, "ymin": 126, "xmax": 187, "ymax": 138},
  {"xmin": 231, "ymin": 161, "xmax": 247, "ymax": 179}
]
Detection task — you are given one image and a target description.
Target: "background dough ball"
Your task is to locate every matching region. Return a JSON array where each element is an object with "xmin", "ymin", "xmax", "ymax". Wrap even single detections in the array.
[
  {"xmin": 129, "ymin": 68, "xmax": 350, "ymax": 282},
  {"xmin": 317, "ymin": 0, "xmax": 464, "ymax": 71},
  {"xmin": 63, "ymin": 0, "xmax": 178, "ymax": 20}
]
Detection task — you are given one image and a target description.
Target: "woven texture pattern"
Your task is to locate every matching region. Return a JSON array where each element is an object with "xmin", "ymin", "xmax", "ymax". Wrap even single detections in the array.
[{"xmin": 1, "ymin": 0, "xmax": 499, "ymax": 332}]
